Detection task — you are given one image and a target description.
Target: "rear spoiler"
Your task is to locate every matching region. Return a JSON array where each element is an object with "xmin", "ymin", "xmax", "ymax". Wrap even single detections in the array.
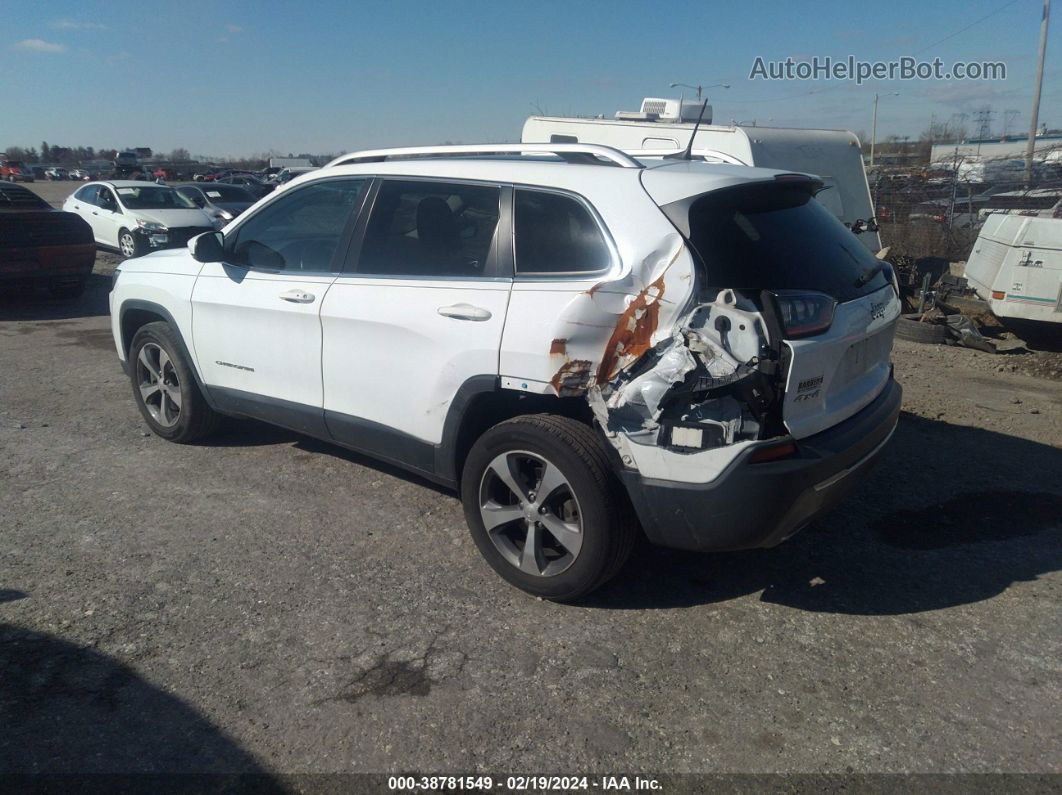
[{"xmin": 658, "ymin": 174, "xmax": 824, "ymax": 237}]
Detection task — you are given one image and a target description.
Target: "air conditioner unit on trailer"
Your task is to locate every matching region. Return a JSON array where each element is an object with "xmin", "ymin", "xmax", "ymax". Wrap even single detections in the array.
[{"xmin": 613, "ymin": 97, "xmax": 712, "ymax": 124}]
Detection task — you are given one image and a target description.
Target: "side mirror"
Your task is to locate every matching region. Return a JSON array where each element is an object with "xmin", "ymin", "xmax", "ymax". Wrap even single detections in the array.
[
  {"xmin": 189, "ymin": 231, "xmax": 225, "ymax": 263},
  {"xmin": 191, "ymin": 194, "xmax": 206, "ymax": 207}
]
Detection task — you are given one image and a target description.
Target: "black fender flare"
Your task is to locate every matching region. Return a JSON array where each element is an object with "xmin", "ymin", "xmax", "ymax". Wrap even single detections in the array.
[
  {"xmin": 434, "ymin": 374, "xmax": 501, "ymax": 485},
  {"xmin": 118, "ymin": 299, "xmax": 218, "ymax": 410}
]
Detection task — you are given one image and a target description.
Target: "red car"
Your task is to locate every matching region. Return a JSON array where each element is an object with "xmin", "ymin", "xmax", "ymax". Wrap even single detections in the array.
[
  {"xmin": 0, "ymin": 181, "xmax": 95, "ymax": 298},
  {"xmin": 0, "ymin": 159, "xmax": 34, "ymax": 182}
]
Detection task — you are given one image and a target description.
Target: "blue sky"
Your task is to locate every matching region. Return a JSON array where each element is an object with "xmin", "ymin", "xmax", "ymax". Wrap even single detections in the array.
[{"xmin": 2, "ymin": 0, "xmax": 1060, "ymax": 158}]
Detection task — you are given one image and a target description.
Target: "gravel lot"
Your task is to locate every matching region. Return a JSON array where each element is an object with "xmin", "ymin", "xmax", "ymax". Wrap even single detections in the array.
[{"xmin": 2, "ymin": 181, "xmax": 1061, "ymax": 778}]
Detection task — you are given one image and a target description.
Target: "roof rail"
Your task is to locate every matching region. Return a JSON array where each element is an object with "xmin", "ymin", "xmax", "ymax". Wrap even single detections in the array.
[
  {"xmin": 324, "ymin": 143, "xmax": 643, "ymax": 169},
  {"xmin": 626, "ymin": 148, "xmax": 749, "ymax": 166}
]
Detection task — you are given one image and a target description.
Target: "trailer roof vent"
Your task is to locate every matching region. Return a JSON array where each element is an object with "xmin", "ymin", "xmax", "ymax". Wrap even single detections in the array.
[
  {"xmin": 642, "ymin": 99, "xmax": 669, "ymax": 116},
  {"xmin": 614, "ymin": 98, "xmax": 712, "ymax": 124}
]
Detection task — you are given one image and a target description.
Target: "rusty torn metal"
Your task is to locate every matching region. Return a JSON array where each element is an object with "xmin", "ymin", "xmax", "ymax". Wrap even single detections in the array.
[
  {"xmin": 594, "ymin": 274, "xmax": 666, "ymax": 386},
  {"xmin": 549, "ymin": 359, "xmax": 593, "ymax": 396}
]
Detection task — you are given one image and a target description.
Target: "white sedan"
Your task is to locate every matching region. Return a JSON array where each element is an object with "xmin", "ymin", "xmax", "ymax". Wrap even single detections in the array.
[{"xmin": 63, "ymin": 180, "xmax": 218, "ymax": 258}]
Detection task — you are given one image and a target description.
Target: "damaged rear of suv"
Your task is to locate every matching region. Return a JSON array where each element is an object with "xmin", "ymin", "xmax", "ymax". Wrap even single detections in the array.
[
  {"xmin": 594, "ymin": 164, "xmax": 901, "ymax": 557},
  {"xmin": 110, "ymin": 143, "xmax": 900, "ymax": 602}
]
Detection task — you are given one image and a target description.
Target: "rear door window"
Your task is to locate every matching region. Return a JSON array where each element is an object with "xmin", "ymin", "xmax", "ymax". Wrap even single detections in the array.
[
  {"xmin": 513, "ymin": 189, "xmax": 611, "ymax": 275},
  {"xmin": 357, "ymin": 180, "xmax": 501, "ymax": 278},
  {"xmin": 665, "ymin": 183, "xmax": 888, "ymax": 302}
]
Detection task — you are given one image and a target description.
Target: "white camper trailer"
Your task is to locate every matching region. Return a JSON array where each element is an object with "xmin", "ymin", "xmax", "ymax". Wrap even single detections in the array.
[
  {"xmin": 523, "ymin": 98, "xmax": 880, "ymax": 251},
  {"xmin": 964, "ymin": 213, "xmax": 1062, "ymax": 326}
]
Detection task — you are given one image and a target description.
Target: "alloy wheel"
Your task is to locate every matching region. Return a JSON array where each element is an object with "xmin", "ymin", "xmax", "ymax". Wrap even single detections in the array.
[
  {"xmin": 478, "ymin": 450, "xmax": 583, "ymax": 577},
  {"xmin": 136, "ymin": 343, "xmax": 182, "ymax": 427},
  {"xmin": 119, "ymin": 233, "xmax": 136, "ymax": 258}
]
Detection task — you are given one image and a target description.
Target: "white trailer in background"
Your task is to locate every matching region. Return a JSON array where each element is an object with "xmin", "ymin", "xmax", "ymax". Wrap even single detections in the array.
[
  {"xmin": 964, "ymin": 213, "xmax": 1062, "ymax": 326},
  {"xmin": 522, "ymin": 98, "xmax": 880, "ymax": 251}
]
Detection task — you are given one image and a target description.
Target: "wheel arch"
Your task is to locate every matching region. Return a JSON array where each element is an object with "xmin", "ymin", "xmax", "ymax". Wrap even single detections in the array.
[
  {"xmin": 436, "ymin": 376, "xmax": 599, "ymax": 487},
  {"xmin": 119, "ymin": 299, "xmax": 217, "ymax": 409}
]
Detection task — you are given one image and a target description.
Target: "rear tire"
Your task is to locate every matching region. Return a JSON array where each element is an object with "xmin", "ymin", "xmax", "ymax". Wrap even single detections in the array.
[
  {"xmin": 129, "ymin": 322, "xmax": 220, "ymax": 443},
  {"xmin": 461, "ymin": 414, "xmax": 637, "ymax": 601}
]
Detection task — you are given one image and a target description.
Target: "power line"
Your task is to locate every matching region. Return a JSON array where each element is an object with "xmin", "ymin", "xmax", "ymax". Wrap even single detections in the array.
[
  {"xmin": 912, "ymin": 0, "xmax": 1024, "ymax": 55},
  {"xmin": 720, "ymin": 0, "xmax": 1024, "ymax": 107}
]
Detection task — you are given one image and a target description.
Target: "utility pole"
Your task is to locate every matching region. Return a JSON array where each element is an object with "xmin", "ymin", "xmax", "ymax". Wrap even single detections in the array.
[
  {"xmin": 870, "ymin": 92, "xmax": 899, "ymax": 167},
  {"xmin": 1026, "ymin": 0, "xmax": 1051, "ymax": 187},
  {"xmin": 871, "ymin": 94, "xmax": 879, "ymax": 167}
]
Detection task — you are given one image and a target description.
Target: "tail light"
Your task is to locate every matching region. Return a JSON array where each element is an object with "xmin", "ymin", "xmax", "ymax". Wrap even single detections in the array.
[
  {"xmin": 772, "ymin": 290, "xmax": 837, "ymax": 338},
  {"xmin": 749, "ymin": 440, "xmax": 798, "ymax": 463},
  {"xmin": 991, "ymin": 290, "xmax": 1006, "ymax": 300},
  {"xmin": 881, "ymin": 262, "xmax": 901, "ymax": 297}
]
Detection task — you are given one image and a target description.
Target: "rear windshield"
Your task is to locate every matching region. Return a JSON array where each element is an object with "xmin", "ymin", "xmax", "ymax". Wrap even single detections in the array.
[
  {"xmin": 203, "ymin": 185, "xmax": 254, "ymax": 203},
  {"xmin": 665, "ymin": 183, "xmax": 888, "ymax": 302},
  {"xmin": 0, "ymin": 183, "xmax": 50, "ymax": 209}
]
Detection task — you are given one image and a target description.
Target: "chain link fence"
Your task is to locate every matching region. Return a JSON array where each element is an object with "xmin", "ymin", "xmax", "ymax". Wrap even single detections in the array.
[{"xmin": 870, "ymin": 142, "xmax": 1062, "ymax": 263}]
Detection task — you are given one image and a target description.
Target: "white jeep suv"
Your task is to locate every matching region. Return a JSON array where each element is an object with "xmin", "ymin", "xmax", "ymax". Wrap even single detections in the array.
[{"xmin": 109, "ymin": 143, "xmax": 902, "ymax": 600}]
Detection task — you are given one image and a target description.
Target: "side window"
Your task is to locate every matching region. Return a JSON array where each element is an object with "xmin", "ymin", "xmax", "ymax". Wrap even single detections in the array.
[
  {"xmin": 513, "ymin": 190, "xmax": 611, "ymax": 275},
  {"xmin": 357, "ymin": 180, "xmax": 501, "ymax": 278},
  {"xmin": 97, "ymin": 188, "xmax": 118, "ymax": 211},
  {"xmin": 75, "ymin": 185, "xmax": 99, "ymax": 205},
  {"xmin": 229, "ymin": 178, "xmax": 366, "ymax": 272}
]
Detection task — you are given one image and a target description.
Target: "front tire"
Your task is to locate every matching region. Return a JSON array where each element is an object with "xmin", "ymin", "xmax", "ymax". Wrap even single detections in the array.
[
  {"xmin": 129, "ymin": 322, "xmax": 220, "ymax": 443},
  {"xmin": 118, "ymin": 228, "xmax": 144, "ymax": 259},
  {"xmin": 461, "ymin": 415, "xmax": 637, "ymax": 601}
]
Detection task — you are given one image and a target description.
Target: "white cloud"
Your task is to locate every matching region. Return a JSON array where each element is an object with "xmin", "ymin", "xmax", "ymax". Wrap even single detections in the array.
[
  {"xmin": 12, "ymin": 38, "xmax": 67, "ymax": 53},
  {"xmin": 52, "ymin": 19, "xmax": 106, "ymax": 30},
  {"xmin": 225, "ymin": 24, "xmax": 242, "ymax": 33}
]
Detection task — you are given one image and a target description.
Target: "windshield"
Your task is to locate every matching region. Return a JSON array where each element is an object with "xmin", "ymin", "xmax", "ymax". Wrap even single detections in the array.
[
  {"xmin": 202, "ymin": 185, "xmax": 254, "ymax": 203},
  {"xmin": 664, "ymin": 183, "xmax": 888, "ymax": 303},
  {"xmin": 115, "ymin": 185, "xmax": 197, "ymax": 210}
]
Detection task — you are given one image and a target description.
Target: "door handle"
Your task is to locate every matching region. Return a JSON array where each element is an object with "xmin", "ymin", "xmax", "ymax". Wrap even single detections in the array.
[
  {"xmin": 91, "ymin": 211, "xmax": 98, "ymax": 216},
  {"xmin": 279, "ymin": 289, "xmax": 316, "ymax": 304},
  {"xmin": 437, "ymin": 303, "xmax": 492, "ymax": 321}
]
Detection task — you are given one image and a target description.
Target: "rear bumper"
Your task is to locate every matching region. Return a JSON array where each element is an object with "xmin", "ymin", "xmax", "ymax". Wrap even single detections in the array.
[
  {"xmin": 618, "ymin": 378, "xmax": 902, "ymax": 552},
  {"xmin": 0, "ymin": 244, "xmax": 96, "ymax": 282}
]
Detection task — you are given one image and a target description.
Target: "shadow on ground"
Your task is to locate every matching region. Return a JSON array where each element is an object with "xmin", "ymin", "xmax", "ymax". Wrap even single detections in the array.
[
  {"xmin": 0, "ymin": 622, "xmax": 283, "ymax": 788},
  {"xmin": 0, "ymin": 275, "xmax": 111, "ymax": 321},
  {"xmin": 203, "ymin": 418, "xmax": 453, "ymax": 496},
  {"xmin": 586, "ymin": 411, "xmax": 1062, "ymax": 613}
]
